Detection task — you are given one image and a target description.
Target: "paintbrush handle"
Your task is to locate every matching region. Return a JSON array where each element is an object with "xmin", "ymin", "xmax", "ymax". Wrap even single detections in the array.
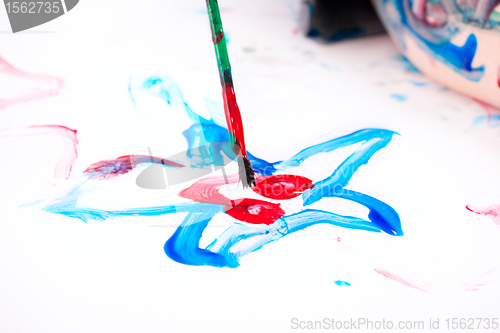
[
  {"xmin": 206, "ymin": 0, "xmax": 232, "ymax": 84},
  {"xmin": 206, "ymin": 0, "xmax": 256, "ymax": 187},
  {"xmin": 206, "ymin": 0, "xmax": 245, "ymax": 155}
]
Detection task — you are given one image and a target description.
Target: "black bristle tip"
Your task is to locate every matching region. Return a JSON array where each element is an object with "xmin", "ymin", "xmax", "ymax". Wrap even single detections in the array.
[{"xmin": 238, "ymin": 155, "xmax": 256, "ymax": 188}]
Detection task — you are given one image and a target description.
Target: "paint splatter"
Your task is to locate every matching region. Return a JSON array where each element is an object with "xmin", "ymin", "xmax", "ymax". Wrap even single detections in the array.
[
  {"xmin": 390, "ymin": 94, "xmax": 408, "ymax": 102},
  {"xmin": 334, "ymin": 280, "xmax": 351, "ymax": 286},
  {"xmin": 0, "ymin": 55, "xmax": 64, "ymax": 109},
  {"xmin": 84, "ymin": 155, "xmax": 184, "ymax": 180},
  {"xmin": 466, "ymin": 204, "xmax": 500, "ymax": 226}
]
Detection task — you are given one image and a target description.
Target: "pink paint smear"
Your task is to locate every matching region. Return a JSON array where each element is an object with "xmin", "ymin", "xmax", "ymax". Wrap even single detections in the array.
[
  {"xmin": 466, "ymin": 204, "xmax": 500, "ymax": 226},
  {"xmin": 0, "ymin": 125, "xmax": 78, "ymax": 182},
  {"xmin": 461, "ymin": 266, "xmax": 497, "ymax": 291},
  {"xmin": 374, "ymin": 268, "xmax": 428, "ymax": 291},
  {"xmin": 0, "ymin": 55, "xmax": 64, "ymax": 109}
]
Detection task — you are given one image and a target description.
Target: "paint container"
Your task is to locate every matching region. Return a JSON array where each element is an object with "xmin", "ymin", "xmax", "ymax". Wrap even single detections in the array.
[{"xmin": 298, "ymin": 0, "xmax": 386, "ymax": 41}]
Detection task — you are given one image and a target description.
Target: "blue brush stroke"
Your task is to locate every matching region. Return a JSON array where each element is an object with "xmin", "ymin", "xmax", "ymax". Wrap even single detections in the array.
[
  {"xmin": 36, "ymin": 77, "xmax": 403, "ymax": 268},
  {"xmin": 419, "ymin": 34, "xmax": 484, "ymax": 82}
]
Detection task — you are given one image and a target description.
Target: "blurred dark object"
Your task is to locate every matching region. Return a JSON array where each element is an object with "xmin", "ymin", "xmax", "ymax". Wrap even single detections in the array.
[{"xmin": 299, "ymin": 0, "xmax": 386, "ymax": 41}]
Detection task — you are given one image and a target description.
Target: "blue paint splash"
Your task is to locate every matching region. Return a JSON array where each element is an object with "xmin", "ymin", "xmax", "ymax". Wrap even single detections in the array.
[{"xmin": 34, "ymin": 77, "xmax": 403, "ymax": 268}]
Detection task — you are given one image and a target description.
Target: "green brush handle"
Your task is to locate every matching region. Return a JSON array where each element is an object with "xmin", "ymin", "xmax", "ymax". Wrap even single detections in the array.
[{"xmin": 206, "ymin": 0, "xmax": 232, "ymax": 85}]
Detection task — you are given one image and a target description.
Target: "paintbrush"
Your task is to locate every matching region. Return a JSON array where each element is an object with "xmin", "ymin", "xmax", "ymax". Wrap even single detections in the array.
[{"xmin": 205, "ymin": 0, "xmax": 256, "ymax": 187}]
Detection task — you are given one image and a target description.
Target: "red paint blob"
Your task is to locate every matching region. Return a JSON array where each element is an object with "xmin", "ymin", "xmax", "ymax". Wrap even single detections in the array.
[
  {"xmin": 224, "ymin": 199, "xmax": 285, "ymax": 225},
  {"xmin": 252, "ymin": 174, "xmax": 314, "ymax": 200},
  {"xmin": 179, "ymin": 174, "xmax": 286, "ymax": 225},
  {"xmin": 213, "ymin": 29, "xmax": 224, "ymax": 44}
]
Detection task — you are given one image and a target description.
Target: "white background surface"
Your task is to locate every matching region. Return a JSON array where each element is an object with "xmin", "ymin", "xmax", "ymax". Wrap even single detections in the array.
[{"xmin": 1, "ymin": 0, "xmax": 500, "ymax": 332}]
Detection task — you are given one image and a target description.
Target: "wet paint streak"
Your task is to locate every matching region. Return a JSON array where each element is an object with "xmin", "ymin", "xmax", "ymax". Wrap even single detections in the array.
[
  {"xmin": 164, "ymin": 208, "xmax": 234, "ymax": 267},
  {"xmin": 374, "ymin": 268, "xmax": 427, "ymax": 291},
  {"xmin": 84, "ymin": 155, "xmax": 184, "ymax": 180},
  {"xmin": 296, "ymin": 130, "xmax": 403, "ymax": 236},
  {"xmin": 203, "ymin": 209, "xmax": 386, "ymax": 268},
  {"xmin": 0, "ymin": 125, "xmax": 78, "ymax": 181},
  {"xmin": 47, "ymin": 199, "xmax": 220, "ymax": 223},
  {"xmin": 0, "ymin": 55, "xmax": 64, "ymax": 109},
  {"xmin": 253, "ymin": 175, "xmax": 314, "ymax": 200},
  {"xmin": 466, "ymin": 204, "xmax": 500, "ymax": 226},
  {"xmin": 178, "ymin": 174, "xmax": 285, "ymax": 225}
]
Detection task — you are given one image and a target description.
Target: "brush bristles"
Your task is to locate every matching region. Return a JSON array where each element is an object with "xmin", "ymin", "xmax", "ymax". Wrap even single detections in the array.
[{"xmin": 237, "ymin": 155, "xmax": 256, "ymax": 187}]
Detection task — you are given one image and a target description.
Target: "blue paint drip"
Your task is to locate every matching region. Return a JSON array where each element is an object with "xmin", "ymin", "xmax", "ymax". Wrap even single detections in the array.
[{"xmin": 36, "ymin": 77, "xmax": 403, "ymax": 268}]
